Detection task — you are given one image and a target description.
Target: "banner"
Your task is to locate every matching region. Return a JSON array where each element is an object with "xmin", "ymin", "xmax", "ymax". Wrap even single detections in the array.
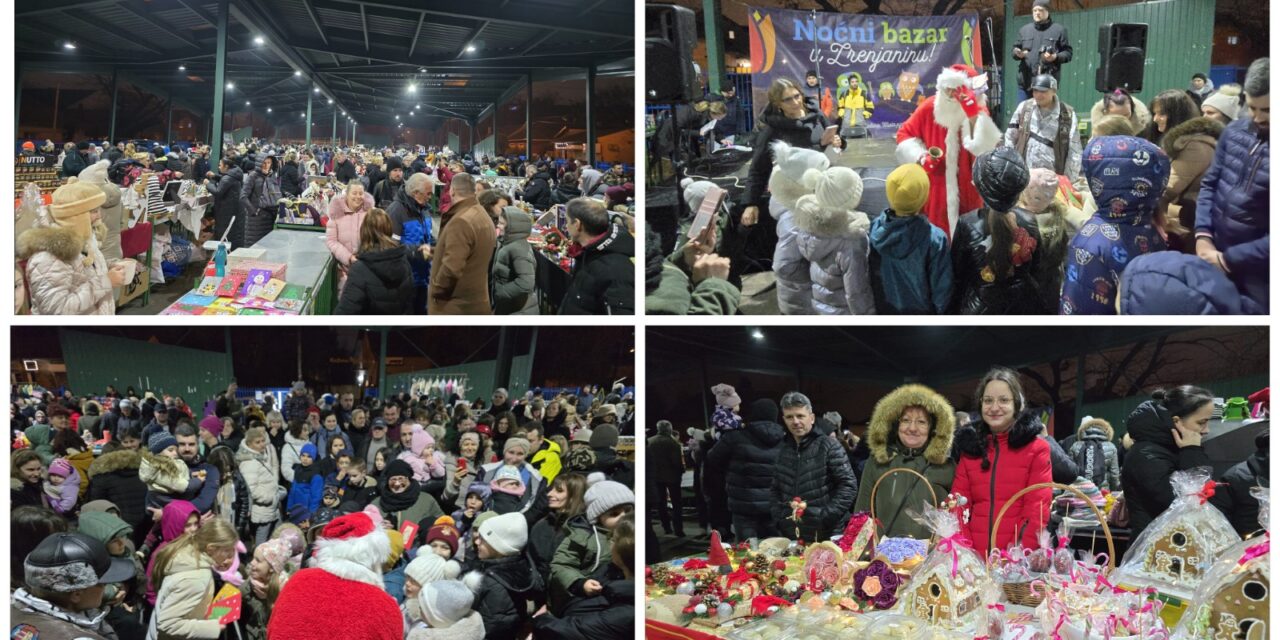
[{"xmin": 747, "ymin": 8, "xmax": 982, "ymax": 138}]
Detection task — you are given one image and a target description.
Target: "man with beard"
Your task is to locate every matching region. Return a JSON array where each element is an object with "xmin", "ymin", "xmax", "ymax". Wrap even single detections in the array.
[
  {"xmin": 382, "ymin": 400, "xmax": 405, "ymax": 442},
  {"xmin": 1011, "ymin": 0, "xmax": 1073, "ymax": 103},
  {"xmin": 174, "ymin": 424, "xmax": 221, "ymax": 514},
  {"xmin": 895, "ymin": 64, "xmax": 1003, "ymax": 239},
  {"xmin": 335, "ymin": 392, "xmax": 356, "ymax": 428}
]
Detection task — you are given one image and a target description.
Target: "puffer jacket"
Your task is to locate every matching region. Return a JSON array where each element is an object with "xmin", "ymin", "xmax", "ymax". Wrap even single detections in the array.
[
  {"xmin": 550, "ymin": 181, "xmax": 582, "ymax": 205},
  {"xmin": 559, "ymin": 223, "xmax": 634, "ymax": 315},
  {"xmin": 644, "ymin": 259, "xmax": 739, "ymax": 315},
  {"xmin": 470, "ymin": 553, "xmax": 542, "ymax": 640},
  {"xmin": 741, "ymin": 97, "xmax": 834, "ymax": 209},
  {"xmin": 531, "ymin": 579, "xmax": 632, "ymax": 640},
  {"xmin": 646, "ymin": 433, "xmax": 684, "ymax": 486},
  {"xmin": 150, "ymin": 545, "xmax": 221, "ymax": 640},
  {"xmin": 46, "ymin": 465, "xmax": 81, "ymax": 514},
  {"xmin": 1159, "ymin": 117, "xmax": 1223, "ymax": 240},
  {"xmin": 868, "ymin": 210, "xmax": 952, "ymax": 314},
  {"xmin": 239, "ymin": 154, "xmax": 282, "ymax": 246},
  {"xmin": 1089, "ymin": 96, "xmax": 1152, "ymax": 137},
  {"xmin": 333, "ymin": 245, "xmax": 414, "ymax": 315},
  {"xmin": 548, "ymin": 514, "xmax": 610, "ymax": 616},
  {"xmin": 385, "ymin": 186, "xmax": 434, "ymax": 288},
  {"xmin": 1195, "ymin": 116, "xmax": 1269, "ymax": 311},
  {"xmin": 17, "ymin": 226, "xmax": 115, "ymax": 315},
  {"xmin": 325, "ymin": 190, "xmax": 376, "ymax": 280},
  {"xmin": 208, "ymin": 165, "xmax": 245, "ymax": 248},
  {"xmin": 952, "ymin": 412, "xmax": 1053, "ymax": 557},
  {"xmin": 236, "ymin": 440, "xmax": 280, "ymax": 524},
  {"xmin": 1120, "ymin": 399, "xmax": 1212, "ymax": 540},
  {"xmin": 528, "ymin": 512, "xmax": 572, "ymax": 601},
  {"xmin": 769, "ymin": 428, "xmax": 858, "ymax": 540},
  {"xmin": 279, "ymin": 160, "xmax": 305, "ymax": 197},
  {"xmin": 774, "ymin": 197, "xmax": 874, "ymax": 314},
  {"xmin": 522, "ymin": 171, "xmax": 553, "ymax": 209},
  {"xmin": 1061, "ymin": 136, "xmax": 1170, "ymax": 315},
  {"xmin": 1208, "ymin": 430, "xmax": 1268, "ymax": 537},
  {"xmin": 280, "ymin": 432, "xmax": 310, "ymax": 483},
  {"xmin": 950, "ymin": 209, "xmax": 1044, "ymax": 315},
  {"xmin": 1119, "ymin": 251, "xmax": 1244, "ymax": 314},
  {"xmin": 705, "ymin": 420, "xmax": 785, "ymax": 518},
  {"xmin": 409, "ymin": 611, "xmax": 485, "ymax": 640},
  {"xmin": 492, "ymin": 207, "xmax": 535, "ymax": 315},
  {"xmin": 1068, "ymin": 418, "xmax": 1120, "ymax": 491},
  {"xmin": 853, "ymin": 385, "xmax": 956, "ymax": 540}
]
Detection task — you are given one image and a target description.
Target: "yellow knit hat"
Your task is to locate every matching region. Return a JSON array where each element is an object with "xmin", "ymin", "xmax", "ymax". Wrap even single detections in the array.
[
  {"xmin": 885, "ymin": 163, "xmax": 930, "ymax": 216},
  {"xmin": 49, "ymin": 177, "xmax": 106, "ymax": 224},
  {"xmin": 383, "ymin": 529, "xmax": 405, "ymax": 570}
]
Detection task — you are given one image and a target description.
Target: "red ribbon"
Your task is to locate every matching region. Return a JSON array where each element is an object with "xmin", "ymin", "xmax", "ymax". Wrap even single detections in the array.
[
  {"xmin": 1196, "ymin": 480, "xmax": 1218, "ymax": 504},
  {"xmin": 683, "ymin": 558, "xmax": 709, "ymax": 570},
  {"xmin": 750, "ymin": 595, "xmax": 792, "ymax": 617}
]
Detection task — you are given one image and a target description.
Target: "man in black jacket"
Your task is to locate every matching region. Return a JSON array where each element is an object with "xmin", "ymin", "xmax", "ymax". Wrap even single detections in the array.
[
  {"xmin": 559, "ymin": 198, "xmax": 635, "ymax": 315},
  {"xmin": 521, "ymin": 164, "xmax": 553, "ymax": 209},
  {"xmin": 372, "ymin": 155, "xmax": 406, "ymax": 208},
  {"xmin": 333, "ymin": 150, "xmax": 357, "ymax": 184},
  {"xmin": 706, "ymin": 399, "xmax": 785, "ymax": 540},
  {"xmin": 647, "ymin": 420, "xmax": 685, "ymax": 537},
  {"xmin": 770, "ymin": 392, "xmax": 857, "ymax": 541},
  {"xmin": 1210, "ymin": 428, "xmax": 1269, "ymax": 536},
  {"xmin": 1012, "ymin": 0, "xmax": 1073, "ymax": 103}
]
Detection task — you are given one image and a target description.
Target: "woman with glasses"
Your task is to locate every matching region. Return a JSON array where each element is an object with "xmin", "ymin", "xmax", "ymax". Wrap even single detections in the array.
[{"xmin": 950, "ymin": 367, "xmax": 1052, "ymax": 557}]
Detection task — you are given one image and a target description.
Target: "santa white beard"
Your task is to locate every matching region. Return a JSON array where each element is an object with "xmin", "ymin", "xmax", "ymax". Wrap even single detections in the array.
[{"xmin": 934, "ymin": 91, "xmax": 966, "ymax": 131}]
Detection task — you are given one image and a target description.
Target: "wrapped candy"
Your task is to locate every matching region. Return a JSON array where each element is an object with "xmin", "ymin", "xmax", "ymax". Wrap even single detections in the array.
[
  {"xmin": 1171, "ymin": 487, "xmax": 1269, "ymax": 640},
  {"xmin": 895, "ymin": 503, "xmax": 996, "ymax": 631},
  {"xmin": 1110, "ymin": 468, "xmax": 1241, "ymax": 599}
]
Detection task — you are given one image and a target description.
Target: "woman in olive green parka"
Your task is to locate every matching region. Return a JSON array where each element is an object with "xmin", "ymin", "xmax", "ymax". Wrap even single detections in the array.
[{"xmin": 854, "ymin": 384, "xmax": 956, "ymax": 540}]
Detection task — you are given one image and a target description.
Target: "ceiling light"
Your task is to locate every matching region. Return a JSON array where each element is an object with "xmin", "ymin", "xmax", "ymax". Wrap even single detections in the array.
[
  {"xmin": 226, "ymin": 82, "xmax": 234, "ymax": 89},
  {"xmin": 419, "ymin": 68, "xmax": 426, "ymax": 73},
  {"xmin": 314, "ymin": 87, "xmax": 320, "ymax": 93},
  {"xmin": 178, "ymin": 64, "xmax": 186, "ymax": 71},
  {"xmin": 328, "ymin": 99, "xmax": 333, "ymax": 105},
  {"xmin": 342, "ymin": 112, "xmax": 346, "ymax": 117},
  {"xmin": 267, "ymin": 107, "xmax": 272, "ymax": 112},
  {"xmin": 245, "ymin": 101, "xmax": 250, "ymax": 106},
  {"xmin": 751, "ymin": 328, "xmax": 765, "ymax": 340},
  {"xmin": 254, "ymin": 36, "xmax": 265, "ymax": 45},
  {"xmin": 294, "ymin": 70, "xmax": 302, "ymax": 77},
  {"xmin": 465, "ymin": 45, "xmax": 476, "ymax": 52},
  {"xmin": 63, "ymin": 42, "xmax": 76, "ymax": 50},
  {"xmin": 395, "ymin": 115, "xmax": 400, "ymax": 120},
  {"xmin": 407, "ymin": 84, "xmax": 417, "ymax": 94},
  {"xmin": 415, "ymin": 104, "xmax": 420, "ymax": 109}
]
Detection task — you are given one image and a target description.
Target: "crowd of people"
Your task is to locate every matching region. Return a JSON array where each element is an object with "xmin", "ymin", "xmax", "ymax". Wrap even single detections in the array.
[
  {"xmin": 649, "ymin": 369, "xmax": 1267, "ymax": 564},
  {"xmin": 11, "ymin": 379, "xmax": 637, "ymax": 639},
  {"xmin": 652, "ymin": 1, "xmax": 1268, "ymax": 315},
  {"xmin": 17, "ymin": 139, "xmax": 636, "ymax": 315}
]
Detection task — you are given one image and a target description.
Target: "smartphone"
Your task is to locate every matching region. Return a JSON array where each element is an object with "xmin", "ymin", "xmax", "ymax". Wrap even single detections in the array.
[
  {"xmin": 821, "ymin": 125, "xmax": 839, "ymax": 146},
  {"xmin": 687, "ymin": 184, "xmax": 724, "ymax": 240},
  {"xmin": 457, "ymin": 458, "xmax": 467, "ymax": 472}
]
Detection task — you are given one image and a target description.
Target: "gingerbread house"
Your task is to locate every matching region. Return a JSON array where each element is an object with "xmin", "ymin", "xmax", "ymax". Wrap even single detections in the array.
[
  {"xmin": 1145, "ymin": 525, "xmax": 1209, "ymax": 583},
  {"xmin": 902, "ymin": 562, "xmax": 985, "ymax": 629},
  {"xmin": 1207, "ymin": 565, "xmax": 1268, "ymax": 640}
]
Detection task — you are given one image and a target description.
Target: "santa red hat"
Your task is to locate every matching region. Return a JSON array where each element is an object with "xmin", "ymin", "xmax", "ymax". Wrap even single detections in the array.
[{"xmin": 311, "ymin": 506, "xmax": 391, "ymax": 588}]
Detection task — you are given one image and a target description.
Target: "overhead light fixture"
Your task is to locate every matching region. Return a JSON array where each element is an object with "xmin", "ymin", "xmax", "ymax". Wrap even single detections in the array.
[
  {"xmin": 300, "ymin": 112, "xmax": 305, "ymax": 116},
  {"xmin": 178, "ymin": 64, "xmax": 186, "ymax": 71},
  {"xmin": 415, "ymin": 104, "xmax": 420, "ymax": 110},
  {"xmin": 245, "ymin": 101, "xmax": 250, "ymax": 106},
  {"xmin": 314, "ymin": 87, "xmax": 320, "ymax": 93},
  {"xmin": 342, "ymin": 112, "xmax": 346, "ymax": 117},
  {"xmin": 327, "ymin": 99, "xmax": 333, "ymax": 105},
  {"xmin": 254, "ymin": 36, "xmax": 265, "ymax": 45},
  {"xmin": 294, "ymin": 70, "xmax": 302, "ymax": 77},
  {"xmin": 63, "ymin": 41, "xmax": 76, "ymax": 50},
  {"xmin": 465, "ymin": 45, "xmax": 476, "ymax": 52},
  {"xmin": 267, "ymin": 107, "xmax": 272, "ymax": 112},
  {"xmin": 226, "ymin": 82, "xmax": 234, "ymax": 89},
  {"xmin": 395, "ymin": 115, "xmax": 400, "ymax": 120},
  {"xmin": 419, "ymin": 67, "xmax": 426, "ymax": 73},
  {"xmin": 751, "ymin": 328, "xmax": 765, "ymax": 340}
]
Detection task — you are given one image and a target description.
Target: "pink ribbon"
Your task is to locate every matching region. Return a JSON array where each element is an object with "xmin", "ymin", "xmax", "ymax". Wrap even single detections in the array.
[
  {"xmin": 1238, "ymin": 536, "xmax": 1269, "ymax": 567},
  {"xmin": 936, "ymin": 533, "xmax": 965, "ymax": 578}
]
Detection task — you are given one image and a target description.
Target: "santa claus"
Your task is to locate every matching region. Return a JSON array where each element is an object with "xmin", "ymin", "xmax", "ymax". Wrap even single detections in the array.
[
  {"xmin": 895, "ymin": 64, "xmax": 1003, "ymax": 239},
  {"xmin": 268, "ymin": 506, "xmax": 403, "ymax": 640}
]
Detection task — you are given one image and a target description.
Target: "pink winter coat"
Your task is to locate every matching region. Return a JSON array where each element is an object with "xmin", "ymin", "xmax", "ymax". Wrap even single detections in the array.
[
  {"xmin": 396, "ymin": 425, "xmax": 445, "ymax": 482},
  {"xmin": 325, "ymin": 191, "xmax": 376, "ymax": 284}
]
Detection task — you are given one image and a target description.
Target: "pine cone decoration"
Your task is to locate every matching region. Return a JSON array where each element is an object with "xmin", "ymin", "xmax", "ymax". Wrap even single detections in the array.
[
  {"xmin": 652, "ymin": 563, "xmax": 671, "ymax": 585},
  {"xmin": 752, "ymin": 553, "xmax": 770, "ymax": 574}
]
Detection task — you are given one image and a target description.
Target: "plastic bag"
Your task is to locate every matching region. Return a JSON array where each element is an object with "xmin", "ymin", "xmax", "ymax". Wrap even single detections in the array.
[
  {"xmin": 1111, "ymin": 468, "xmax": 1241, "ymax": 598},
  {"xmin": 1171, "ymin": 487, "xmax": 1269, "ymax": 640},
  {"xmin": 895, "ymin": 503, "xmax": 996, "ymax": 631}
]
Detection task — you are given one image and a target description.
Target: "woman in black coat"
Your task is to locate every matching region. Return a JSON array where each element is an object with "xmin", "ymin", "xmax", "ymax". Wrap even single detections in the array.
[
  {"xmin": 550, "ymin": 171, "xmax": 583, "ymax": 205},
  {"xmin": 1120, "ymin": 385, "xmax": 1215, "ymax": 540},
  {"xmin": 705, "ymin": 399, "xmax": 786, "ymax": 540},
  {"xmin": 207, "ymin": 158, "xmax": 245, "ymax": 248},
  {"xmin": 85, "ymin": 448, "xmax": 151, "ymax": 548},
  {"xmin": 279, "ymin": 153, "xmax": 306, "ymax": 197},
  {"xmin": 239, "ymin": 153, "xmax": 282, "ymax": 247},
  {"xmin": 950, "ymin": 148, "xmax": 1045, "ymax": 315},
  {"xmin": 527, "ymin": 473, "xmax": 587, "ymax": 608},
  {"xmin": 333, "ymin": 209, "xmax": 414, "ymax": 314},
  {"xmin": 522, "ymin": 166, "xmax": 554, "ymax": 209}
]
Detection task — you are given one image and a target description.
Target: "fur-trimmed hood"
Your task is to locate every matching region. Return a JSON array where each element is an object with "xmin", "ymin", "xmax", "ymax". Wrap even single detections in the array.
[
  {"xmin": 1161, "ymin": 116, "xmax": 1224, "ymax": 157},
  {"xmin": 954, "ymin": 410, "xmax": 1043, "ymax": 461},
  {"xmin": 791, "ymin": 198, "xmax": 871, "ymax": 239},
  {"xmin": 1077, "ymin": 417, "xmax": 1115, "ymax": 441},
  {"xmin": 17, "ymin": 226, "xmax": 85, "ymax": 263},
  {"xmin": 868, "ymin": 384, "xmax": 956, "ymax": 465},
  {"xmin": 88, "ymin": 449, "xmax": 141, "ymax": 477},
  {"xmin": 140, "ymin": 450, "xmax": 185, "ymax": 476}
]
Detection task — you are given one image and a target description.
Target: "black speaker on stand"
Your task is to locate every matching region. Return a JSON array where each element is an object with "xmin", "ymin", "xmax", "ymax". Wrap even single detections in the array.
[
  {"xmin": 646, "ymin": 3, "xmax": 700, "ymax": 255},
  {"xmin": 1096, "ymin": 23, "xmax": 1148, "ymax": 93}
]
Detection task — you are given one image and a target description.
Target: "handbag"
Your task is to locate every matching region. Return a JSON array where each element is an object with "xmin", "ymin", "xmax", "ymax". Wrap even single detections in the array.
[{"xmin": 1107, "ymin": 492, "xmax": 1130, "ymax": 528}]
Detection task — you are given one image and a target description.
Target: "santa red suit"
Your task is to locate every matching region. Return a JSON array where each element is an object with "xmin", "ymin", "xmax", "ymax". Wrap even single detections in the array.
[
  {"xmin": 269, "ymin": 507, "xmax": 403, "ymax": 640},
  {"xmin": 895, "ymin": 64, "xmax": 1003, "ymax": 239}
]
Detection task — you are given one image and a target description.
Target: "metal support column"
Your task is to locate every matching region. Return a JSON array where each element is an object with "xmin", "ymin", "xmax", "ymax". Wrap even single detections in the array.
[
  {"xmin": 494, "ymin": 327, "xmax": 513, "ymax": 394},
  {"xmin": 585, "ymin": 65, "xmax": 596, "ymax": 166},
  {"xmin": 378, "ymin": 328, "xmax": 388, "ymax": 399},
  {"xmin": 331, "ymin": 109, "xmax": 337, "ymax": 145},
  {"xmin": 107, "ymin": 68, "xmax": 119, "ymax": 143},
  {"xmin": 305, "ymin": 90, "xmax": 313, "ymax": 147},
  {"xmin": 702, "ymin": 0, "xmax": 725, "ymax": 94},
  {"xmin": 1074, "ymin": 350, "xmax": 1087, "ymax": 432},
  {"xmin": 469, "ymin": 121, "xmax": 474, "ymax": 153},
  {"xmin": 165, "ymin": 97, "xmax": 173, "ymax": 145},
  {"xmin": 15, "ymin": 62, "xmax": 22, "ymax": 136},
  {"xmin": 525, "ymin": 73, "xmax": 533, "ymax": 160},
  {"xmin": 209, "ymin": 0, "xmax": 229, "ymax": 169},
  {"xmin": 353, "ymin": 122, "xmax": 357, "ymax": 146}
]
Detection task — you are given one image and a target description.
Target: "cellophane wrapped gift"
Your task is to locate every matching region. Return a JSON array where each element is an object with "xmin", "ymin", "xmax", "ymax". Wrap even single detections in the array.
[
  {"xmin": 1172, "ymin": 487, "xmax": 1269, "ymax": 640},
  {"xmin": 1110, "ymin": 468, "xmax": 1241, "ymax": 599},
  {"xmin": 894, "ymin": 503, "xmax": 996, "ymax": 631}
]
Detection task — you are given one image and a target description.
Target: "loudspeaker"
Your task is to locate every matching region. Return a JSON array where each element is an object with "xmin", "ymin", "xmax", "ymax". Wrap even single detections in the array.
[
  {"xmin": 1096, "ymin": 23, "xmax": 1148, "ymax": 93},
  {"xmin": 646, "ymin": 4, "xmax": 699, "ymax": 103}
]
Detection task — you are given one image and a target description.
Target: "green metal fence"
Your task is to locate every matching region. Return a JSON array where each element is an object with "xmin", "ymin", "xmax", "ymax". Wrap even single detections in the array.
[
  {"xmin": 1076, "ymin": 373, "xmax": 1269, "ymax": 439},
  {"xmin": 60, "ymin": 329, "xmax": 234, "ymax": 404},
  {"xmin": 382, "ymin": 354, "xmax": 534, "ymax": 402},
  {"xmin": 1001, "ymin": 0, "xmax": 1215, "ymax": 126}
]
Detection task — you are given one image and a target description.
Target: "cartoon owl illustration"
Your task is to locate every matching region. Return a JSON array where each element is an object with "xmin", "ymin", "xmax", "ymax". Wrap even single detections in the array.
[
  {"xmin": 897, "ymin": 71, "xmax": 921, "ymax": 102},
  {"xmin": 878, "ymin": 81, "xmax": 894, "ymax": 102}
]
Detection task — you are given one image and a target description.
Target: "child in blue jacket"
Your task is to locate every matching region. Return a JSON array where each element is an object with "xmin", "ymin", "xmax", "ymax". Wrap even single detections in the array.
[{"xmin": 286, "ymin": 443, "xmax": 324, "ymax": 513}]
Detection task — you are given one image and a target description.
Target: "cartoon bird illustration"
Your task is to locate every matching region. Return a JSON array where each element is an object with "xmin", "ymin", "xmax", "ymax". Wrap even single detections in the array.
[{"xmin": 878, "ymin": 81, "xmax": 894, "ymax": 102}]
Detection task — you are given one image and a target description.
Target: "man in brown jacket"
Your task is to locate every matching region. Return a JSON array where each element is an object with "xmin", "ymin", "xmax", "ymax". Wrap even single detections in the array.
[{"xmin": 428, "ymin": 173, "xmax": 497, "ymax": 314}]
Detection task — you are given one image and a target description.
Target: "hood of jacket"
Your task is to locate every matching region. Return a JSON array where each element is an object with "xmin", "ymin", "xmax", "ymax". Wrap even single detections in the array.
[
  {"xmin": 17, "ymin": 226, "xmax": 84, "ymax": 262},
  {"xmin": 1162, "ymin": 116, "xmax": 1224, "ymax": 156},
  {"xmin": 745, "ymin": 419, "xmax": 787, "ymax": 448},
  {"xmin": 1125, "ymin": 399, "xmax": 1177, "ymax": 451},
  {"xmin": 869, "ymin": 211, "xmax": 932, "ymax": 259},
  {"xmin": 235, "ymin": 440, "xmax": 270, "ymax": 464},
  {"xmin": 160, "ymin": 500, "xmax": 199, "ymax": 542},
  {"xmin": 792, "ymin": 197, "xmax": 871, "ymax": 240},
  {"xmin": 357, "ymin": 245, "xmax": 412, "ymax": 286},
  {"xmin": 954, "ymin": 410, "xmax": 1043, "ymax": 460},
  {"xmin": 1083, "ymin": 136, "xmax": 1169, "ymax": 224},
  {"xmin": 500, "ymin": 206, "xmax": 532, "ymax": 243},
  {"xmin": 88, "ymin": 449, "xmax": 141, "ymax": 477},
  {"xmin": 1119, "ymin": 251, "xmax": 1243, "ymax": 315},
  {"xmin": 481, "ymin": 552, "xmax": 538, "ymax": 593},
  {"xmin": 532, "ymin": 170, "xmax": 552, "ymax": 182},
  {"xmin": 25, "ymin": 423, "xmax": 52, "ymax": 447},
  {"xmin": 868, "ymin": 384, "xmax": 956, "ymax": 465},
  {"xmin": 392, "ymin": 184, "xmax": 428, "ymax": 218},
  {"xmin": 1077, "ymin": 417, "xmax": 1115, "ymax": 441},
  {"xmin": 254, "ymin": 152, "xmax": 277, "ymax": 174},
  {"xmin": 219, "ymin": 165, "xmax": 244, "ymax": 183},
  {"xmin": 583, "ymin": 223, "xmax": 634, "ymax": 259},
  {"xmin": 142, "ymin": 449, "xmax": 185, "ymax": 477}
]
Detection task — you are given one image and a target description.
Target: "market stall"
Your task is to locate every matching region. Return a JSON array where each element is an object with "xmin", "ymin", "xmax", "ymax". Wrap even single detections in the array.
[
  {"xmin": 530, "ymin": 204, "xmax": 574, "ymax": 313},
  {"xmin": 645, "ymin": 470, "xmax": 1263, "ymax": 640}
]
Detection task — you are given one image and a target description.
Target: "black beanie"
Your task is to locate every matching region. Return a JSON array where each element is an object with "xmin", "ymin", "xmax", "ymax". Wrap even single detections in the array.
[
  {"xmin": 972, "ymin": 147, "xmax": 1029, "ymax": 213},
  {"xmin": 385, "ymin": 155, "xmax": 404, "ymax": 172},
  {"xmin": 385, "ymin": 458, "xmax": 414, "ymax": 481},
  {"xmin": 746, "ymin": 398, "xmax": 779, "ymax": 423},
  {"xmin": 77, "ymin": 141, "xmax": 90, "ymax": 151}
]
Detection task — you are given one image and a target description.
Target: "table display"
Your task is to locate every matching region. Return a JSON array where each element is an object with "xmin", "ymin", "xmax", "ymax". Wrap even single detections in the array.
[{"xmin": 645, "ymin": 470, "xmax": 1254, "ymax": 640}]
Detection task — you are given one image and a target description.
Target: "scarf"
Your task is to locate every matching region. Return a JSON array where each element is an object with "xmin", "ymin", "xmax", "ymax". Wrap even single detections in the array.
[
  {"xmin": 43, "ymin": 481, "xmax": 63, "ymax": 501},
  {"xmin": 379, "ymin": 479, "xmax": 422, "ymax": 513}
]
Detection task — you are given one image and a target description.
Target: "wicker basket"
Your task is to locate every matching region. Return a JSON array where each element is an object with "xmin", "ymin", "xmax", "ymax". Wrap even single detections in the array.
[
  {"xmin": 990, "ymin": 482, "xmax": 1116, "ymax": 607},
  {"xmin": 869, "ymin": 467, "xmax": 938, "ymax": 569}
]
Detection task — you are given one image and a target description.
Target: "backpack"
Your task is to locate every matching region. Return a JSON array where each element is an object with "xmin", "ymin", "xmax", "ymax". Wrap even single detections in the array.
[{"xmin": 1071, "ymin": 439, "xmax": 1107, "ymax": 488}]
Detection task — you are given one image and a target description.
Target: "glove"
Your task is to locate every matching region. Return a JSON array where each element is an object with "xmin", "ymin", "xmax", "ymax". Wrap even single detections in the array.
[
  {"xmin": 920, "ymin": 150, "xmax": 944, "ymax": 175},
  {"xmin": 955, "ymin": 86, "xmax": 981, "ymax": 118}
]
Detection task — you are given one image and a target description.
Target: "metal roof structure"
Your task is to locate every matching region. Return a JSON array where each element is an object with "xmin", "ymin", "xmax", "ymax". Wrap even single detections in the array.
[{"xmin": 16, "ymin": 0, "xmax": 635, "ymax": 131}]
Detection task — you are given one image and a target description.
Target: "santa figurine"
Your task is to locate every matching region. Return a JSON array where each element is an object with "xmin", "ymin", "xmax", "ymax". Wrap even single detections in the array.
[
  {"xmin": 269, "ymin": 506, "xmax": 403, "ymax": 640},
  {"xmin": 895, "ymin": 64, "xmax": 1003, "ymax": 239}
]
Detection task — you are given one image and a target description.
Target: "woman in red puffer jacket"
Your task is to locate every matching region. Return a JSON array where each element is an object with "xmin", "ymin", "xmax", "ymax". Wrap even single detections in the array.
[{"xmin": 951, "ymin": 367, "xmax": 1052, "ymax": 557}]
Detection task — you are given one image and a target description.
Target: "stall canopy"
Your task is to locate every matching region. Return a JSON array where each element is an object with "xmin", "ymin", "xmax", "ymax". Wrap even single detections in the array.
[{"xmin": 16, "ymin": 0, "xmax": 634, "ymax": 161}]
